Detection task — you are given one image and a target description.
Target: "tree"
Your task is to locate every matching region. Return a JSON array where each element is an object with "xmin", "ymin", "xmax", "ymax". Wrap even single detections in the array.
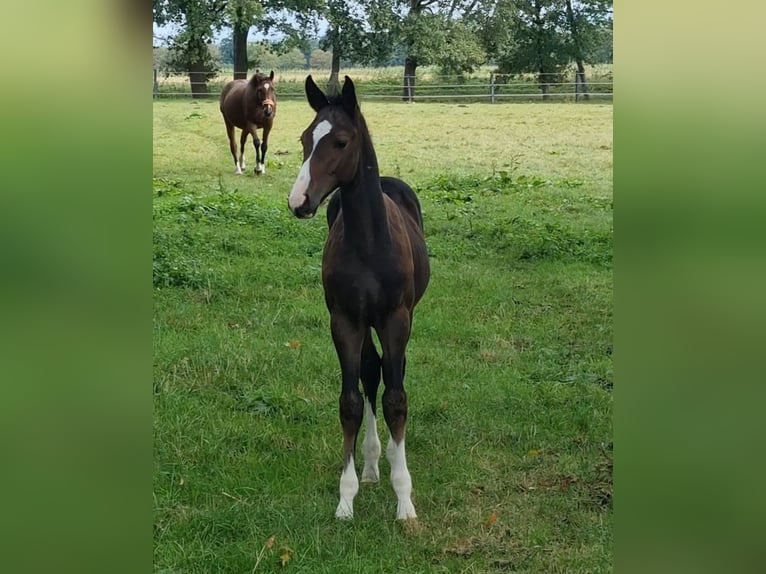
[
  {"xmin": 226, "ymin": 1, "xmax": 264, "ymax": 79},
  {"xmin": 153, "ymin": 0, "xmax": 227, "ymax": 98},
  {"xmin": 487, "ymin": 0, "xmax": 569, "ymax": 99},
  {"xmin": 397, "ymin": 1, "xmax": 485, "ymax": 101},
  {"xmin": 436, "ymin": 18, "xmax": 486, "ymax": 75},
  {"xmin": 319, "ymin": 1, "xmax": 395, "ymax": 94},
  {"xmin": 561, "ymin": 0, "xmax": 612, "ymax": 99}
]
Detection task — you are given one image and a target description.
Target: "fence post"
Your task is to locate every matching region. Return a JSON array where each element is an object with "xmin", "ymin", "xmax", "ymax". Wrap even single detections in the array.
[
  {"xmin": 490, "ymin": 73, "xmax": 496, "ymax": 104},
  {"xmin": 153, "ymin": 68, "xmax": 158, "ymax": 99}
]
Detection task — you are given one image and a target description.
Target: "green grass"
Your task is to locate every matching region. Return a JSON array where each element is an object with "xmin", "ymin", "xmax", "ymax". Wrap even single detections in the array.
[{"xmin": 153, "ymin": 98, "xmax": 612, "ymax": 573}]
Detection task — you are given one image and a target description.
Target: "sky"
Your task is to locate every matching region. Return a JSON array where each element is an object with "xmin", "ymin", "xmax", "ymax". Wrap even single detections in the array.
[{"xmin": 152, "ymin": 22, "xmax": 271, "ymax": 46}]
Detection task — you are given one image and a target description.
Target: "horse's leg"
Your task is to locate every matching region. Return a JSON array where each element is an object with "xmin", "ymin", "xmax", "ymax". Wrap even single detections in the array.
[
  {"xmin": 330, "ymin": 313, "xmax": 365, "ymax": 519},
  {"xmin": 257, "ymin": 123, "xmax": 271, "ymax": 175},
  {"xmin": 251, "ymin": 125, "xmax": 263, "ymax": 175},
  {"xmin": 239, "ymin": 129, "xmax": 249, "ymax": 173},
  {"xmin": 225, "ymin": 120, "xmax": 240, "ymax": 174},
  {"xmin": 379, "ymin": 307, "xmax": 417, "ymax": 520},
  {"xmin": 360, "ymin": 328, "xmax": 382, "ymax": 483}
]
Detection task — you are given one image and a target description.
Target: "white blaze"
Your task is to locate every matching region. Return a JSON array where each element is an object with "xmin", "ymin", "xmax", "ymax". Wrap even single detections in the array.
[
  {"xmin": 288, "ymin": 119, "xmax": 332, "ymax": 211},
  {"xmin": 263, "ymin": 82, "xmax": 270, "ymax": 90}
]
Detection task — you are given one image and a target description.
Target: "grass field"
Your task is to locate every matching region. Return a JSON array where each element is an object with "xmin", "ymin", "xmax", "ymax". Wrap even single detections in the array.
[{"xmin": 153, "ymin": 97, "xmax": 613, "ymax": 573}]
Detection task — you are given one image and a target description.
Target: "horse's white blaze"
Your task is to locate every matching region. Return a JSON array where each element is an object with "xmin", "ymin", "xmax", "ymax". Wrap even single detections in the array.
[
  {"xmin": 288, "ymin": 119, "xmax": 333, "ymax": 211},
  {"xmin": 361, "ymin": 400, "xmax": 381, "ymax": 482},
  {"xmin": 263, "ymin": 82, "xmax": 270, "ymax": 90},
  {"xmin": 335, "ymin": 456, "xmax": 359, "ymax": 519},
  {"xmin": 387, "ymin": 437, "xmax": 416, "ymax": 520}
]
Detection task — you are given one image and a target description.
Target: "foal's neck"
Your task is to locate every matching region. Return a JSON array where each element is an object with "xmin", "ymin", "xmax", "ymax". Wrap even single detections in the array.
[{"xmin": 339, "ymin": 134, "xmax": 391, "ymax": 255}]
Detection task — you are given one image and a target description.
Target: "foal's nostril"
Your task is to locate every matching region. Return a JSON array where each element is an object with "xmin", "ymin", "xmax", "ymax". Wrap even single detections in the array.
[{"xmin": 293, "ymin": 199, "xmax": 315, "ymax": 219}]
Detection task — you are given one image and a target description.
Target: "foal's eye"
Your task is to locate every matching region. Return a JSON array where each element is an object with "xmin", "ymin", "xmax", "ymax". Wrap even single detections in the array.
[{"xmin": 335, "ymin": 140, "xmax": 347, "ymax": 149}]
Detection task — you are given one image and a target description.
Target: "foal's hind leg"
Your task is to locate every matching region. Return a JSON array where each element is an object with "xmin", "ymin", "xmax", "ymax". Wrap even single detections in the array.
[
  {"xmin": 379, "ymin": 308, "xmax": 417, "ymax": 520},
  {"xmin": 330, "ymin": 314, "xmax": 365, "ymax": 519},
  {"xmin": 360, "ymin": 329, "xmax": 382, "ymax": 483},
  {"xmin": 238, "ymin": 129, "xmax": 249, "ymax": 173},
  {"xmin": 225, "ymin": 120, "xmax": 241, "ymax": 174}
]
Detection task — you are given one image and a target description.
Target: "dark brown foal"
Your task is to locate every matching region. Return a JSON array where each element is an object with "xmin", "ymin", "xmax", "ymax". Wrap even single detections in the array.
[{"xmin": 288, "ymin": 76, "xmax": 430, "ymax": 520}]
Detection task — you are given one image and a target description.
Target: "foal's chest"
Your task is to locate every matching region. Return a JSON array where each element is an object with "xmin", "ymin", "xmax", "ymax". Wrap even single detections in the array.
[{"xmin": 322, "ymin": 258, "xmax": 408, "ymax": 319}]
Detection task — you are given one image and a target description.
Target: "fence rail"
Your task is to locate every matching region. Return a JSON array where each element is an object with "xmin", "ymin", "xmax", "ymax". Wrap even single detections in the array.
[{"xmin": 152, "ymin": 69, "xmax": 613, "ymax": 103}]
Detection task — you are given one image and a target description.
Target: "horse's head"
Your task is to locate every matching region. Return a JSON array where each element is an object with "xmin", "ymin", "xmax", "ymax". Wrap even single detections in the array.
[
  {"xmin": 250, "ymin": 70, "xmax": 276, "ymax": 118},
  {"xmin": 288, "ymin": 75, "xmax": 362, "ymax": 219}
]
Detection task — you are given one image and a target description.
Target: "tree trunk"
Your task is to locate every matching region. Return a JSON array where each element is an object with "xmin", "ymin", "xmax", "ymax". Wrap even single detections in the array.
[
  {"xmin": 533, "ymin": 1, "xmax": 549, "ymax": 100},
  {"xmin": 575, "ymin": 60, "xmax": 589, "ymax": 101},
  {"xmin": 233, "ymin": 20, "xmax": 249, "ymax": 79},
  {"xmin": 565, "ymin": 0, "xmax": 589, "ymax": 100},
  {"xmin": 538, "ymin": 70, "xmax": 550, "ymax": 100},
  {"xmin": 327, "ymin": 47, "xmax": 341, "ymax": 96},
  {"xmin": 189, "ymin": 60, "xmax": 209, "ymax": 99},
  {"xmin": 403, "ymin": 56, "xmax": 417, "ymax": 102}
]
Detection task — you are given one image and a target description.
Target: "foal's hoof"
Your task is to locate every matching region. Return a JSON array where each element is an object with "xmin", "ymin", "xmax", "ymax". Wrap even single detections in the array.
[
  {"xmin": 396, "ymin": 500, "xmax": 417, "ymax": 521},
  {"xmin": 335, "ymin": 501, "xmax": 354, "ymax": 520},
  {"xmin": 361, "ymin": 466, "xmax": 379, "ymax": 483}
]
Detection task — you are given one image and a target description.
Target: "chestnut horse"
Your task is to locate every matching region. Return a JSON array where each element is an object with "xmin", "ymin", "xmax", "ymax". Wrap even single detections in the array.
[
  {"xmin": 219, "ymin": 71, "xmax": 276, "ymax": 175},
  {"xmin": 288, "ymin": 76, "xmax": 430, "ymax": 520}
]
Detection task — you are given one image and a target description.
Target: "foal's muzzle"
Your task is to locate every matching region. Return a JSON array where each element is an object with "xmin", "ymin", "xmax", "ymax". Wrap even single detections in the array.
[
  {"xmin": 262, "ymin": 99, "xmax": 275, "ymax": 118},
  {"xmin": 290, "ymin": 196, "xmax": 316, "ymax": 219}
]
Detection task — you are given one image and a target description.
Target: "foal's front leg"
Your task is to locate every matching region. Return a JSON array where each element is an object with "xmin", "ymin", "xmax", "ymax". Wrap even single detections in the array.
[
  {"xmin": 238, "ymin": 129, "xmax": 248, "ymax": 173},
  {"xmin": 249, "ymin": 123, "xmax": 265, "ymax": 175},
  {"xmin": 257, "ymin": 124, "xmax": 271, "ymax": 175},
  {"xmin": 330, "ymin": 314, "xmax": 365, "ymax": 519},
  {"xmin": 380, "ymin": 308, "xmax": 417, "ymax": 520}
]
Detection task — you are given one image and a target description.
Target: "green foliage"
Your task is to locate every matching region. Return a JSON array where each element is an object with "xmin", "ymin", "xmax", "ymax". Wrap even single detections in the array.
[
  {"xmin": 416, "ymin": 172, "xmax": 612, "ymax": 265},
  {"xmin": 437, "ymin": 20, "xmax": 487, "ymax": 75},
  {"xmin": 493, "ymin": 0, "xmax": 569, "ymax": 79},
  {"xmin": 153, "ymin": 0, "xmax": 227, "ymax": 83}
]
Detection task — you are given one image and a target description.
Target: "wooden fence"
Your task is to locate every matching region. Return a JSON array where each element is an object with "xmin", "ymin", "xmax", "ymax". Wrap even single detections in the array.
[{"xmin": 153, "ymin": 69, "xmax": 613, "ymax": 103}]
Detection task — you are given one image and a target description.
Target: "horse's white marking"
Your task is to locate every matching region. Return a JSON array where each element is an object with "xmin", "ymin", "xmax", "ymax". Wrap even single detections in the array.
[
  {"xmin": 256, "ymin": 162, "xmax": 265, "ymax": 174},
  {"xmin": 361, "ymin": 400, "xmax": 381, "ymax": 482},
  {"xmin": 335, "ymin": 456, "xmax": 359, "ymax": 519},
  {"xmin": 288, "ymin": 119, "xmax": 333, "ymax": 211},
  {"xmin": 235, "ymin": 165, "xmax": 242, "ymax": 175},
  {"xmin": 387, "ymin": 437, "xmax": 416, "ymax": 520},
  {"xmin": 263, "ymin": 82, "xmax": 270, "ymax": 90}
]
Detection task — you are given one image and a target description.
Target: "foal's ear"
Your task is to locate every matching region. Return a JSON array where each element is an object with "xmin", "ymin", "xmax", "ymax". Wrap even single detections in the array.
[
  {"xmin": 305, "ymin": 75, "xmax": 328, "ymax": 112},
  {"xmin": 341, "ymin": 76, "xmax": 358, "ymax": 117},
  {"xmin": 269, "ymin": 70, "xmax": 274, "ymax": 81}
]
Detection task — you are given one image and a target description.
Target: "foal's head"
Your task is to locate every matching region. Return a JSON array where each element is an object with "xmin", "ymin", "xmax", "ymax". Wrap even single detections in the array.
[
  {"xmin": 250, "ymin": 70, "xmax": 276, "ymax": 118},
  {"xmin": 288, "ymin": 75, "xmax": 367, "ymax": 219}
]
